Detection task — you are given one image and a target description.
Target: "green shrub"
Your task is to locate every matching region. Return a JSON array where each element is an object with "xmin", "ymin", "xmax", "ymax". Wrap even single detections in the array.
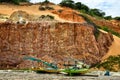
[
  {"xmin": 39, "ymin": 6, "xmax": 54, "ymax": 11},
  {"xmin": 40, "ymin": 15, "xmax": 46, "ymax": 19},
  {"xmin": 88, "ymin": 9, "xmax": 105, "ymax": 18},
  {"xmin": 42, "ymin": 0, "xmax": 49, "ymax": 4},
  {"xmin": 59, "ymin": 0, "xmax": 107, "ymax": 18},
  {"xmin": 45, "ymin": 6, "xmax": 54, "ymax": 10},
  {"xmin": 0, "ymin": 0, "xmax": 30, "ymax": 5},
  {"xmin": 58, "ymin": 9, "xmax": 63, "ymax": 13},
  {"xmin": 39, "ymin": 15, "xmax": 54, "ymax": 20},
  {"xmin": 39, "ymin": 6, "xmax": 46, "ymax": 11},
  {"xmin": 46, "ymin": 15, "xmax": 54, "ymax": 19},
  {"xmin": 104, "ymin": 16, "xmax": 112, "ymax": 20},
  {"xmin": 59, "ymin": 0, "xmax": 89, "ymax": 13},
  {"xmin": 100, "ymin": 26, "xmax": 120, "ymax": 37},
  {"xmin": 114, "ymin": 17, "xmax": 120, "ymax": 20},
  {"xmin": 59, "ymin": 0, "xmax": 75, "ymax": 9},
  {"xmin": 74, "ymin": 2, "xmax": 81, "ymax": 9},
  {"xmin": 96, "ymin": 55, "xmax": 120, "ymax": 71}
]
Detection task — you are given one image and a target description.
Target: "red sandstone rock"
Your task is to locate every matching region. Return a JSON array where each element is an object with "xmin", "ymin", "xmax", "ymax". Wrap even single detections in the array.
[
  {"xmin": 52, "ymin": 10, "xmax": 86, "ymax": 23},
  {"xmin": 0, "ymin": 22, "xmax": 113, "ymax": 69}
]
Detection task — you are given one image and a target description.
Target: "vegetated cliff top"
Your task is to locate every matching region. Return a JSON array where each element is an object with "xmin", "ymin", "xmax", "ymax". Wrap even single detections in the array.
[{"xmin": 0, "ymin": 2, "xmax": 120, "ymax": 60}]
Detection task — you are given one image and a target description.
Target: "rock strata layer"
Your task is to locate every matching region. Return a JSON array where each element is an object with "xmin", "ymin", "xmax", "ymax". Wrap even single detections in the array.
[{"xmin": 0, "ymin": 22, "xmax": 113, "ymax": 69}]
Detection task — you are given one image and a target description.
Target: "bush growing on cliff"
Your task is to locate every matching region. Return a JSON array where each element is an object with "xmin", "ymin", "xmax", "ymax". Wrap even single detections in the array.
[
  {"xmin": 0, "ymin": 0, "xmax": 30, "ymax": 4},
  {"xmin": 60, "ymin": 0, "xmax": 120, "ymax": 20},
  {"xmin": 39, "ymin": 5, "xmax": 54, "ymax": 11},
  {"xmin": 39, "ymin": 6, "xmax": 46, "ymax": 11},
  {"xmin": 59, "ymin": 0, "xmax": 89, "ymax": 13},
  {"xmin": 59, "ymin": 0, "xmax": 107, "ymax": 18},
  {"xmin": 46, "ymin": 6, "xmax": 54, "ymax": 10},
  {"xmin": 104, "ymin": 16, "xmax": 112, "ymax": 20},
  {"xmin": 88, "ymin": 9, "xmax": 105, "ymax": 18},
  {"xmin": 96, "ymin": 55, "xmax": 120, "ymax": 71},
  {"xmin": 46, "ymin": 15, "xmax": 54, "ymax": 19},
  {"xmin": 39, "ymin": 15, "xmax": 54, "ymax": 21},
  {"xmin": 59, "ymin": 0, "xmax": 75, "ymax": 8},
  {"xmin": 42, "ymin": 0, "xmax": 49, "ymax": 4},
  {"xmin": 100, "ymin": 26, "xmax": 120, "ymax": 38},
  {"xmin": 114, "ymin": 17, "xmax": 120, "ymax": 20},
  {"xmin": 74, "ymin": 2, "xmax": 89, "ymax": 13}
]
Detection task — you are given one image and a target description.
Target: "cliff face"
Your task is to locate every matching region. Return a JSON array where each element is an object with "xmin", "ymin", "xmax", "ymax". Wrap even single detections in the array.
[{"xmin": 0, "ymin": 22, "xmax": 113, "ymax": 69}]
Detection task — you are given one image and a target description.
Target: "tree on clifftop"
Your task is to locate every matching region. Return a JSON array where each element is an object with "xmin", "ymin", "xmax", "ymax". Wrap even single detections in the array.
[
  {"xmin": 59, "ymin": 0, "xmax": 89, "ymax": 12},
  {"xmin": 89, "ymin": 9, "xmax": 105, "ymax": 17},
  {"xmin": 78, "ymin": 2, "xmax": 89, "ymax": 13},
  {"xmin": 0, "ymin": 0, "xmax": 30, "ymax": 4},
  {"xmin": 114, "ymin": 17, "xmax": 120, "ymax": 20},
  {"xmin": 59, "ymin": 0, "xmax": 75, "ymax": 8},
  {"xmin": 44, "ymin": 0, "xmax": 49, "ymax": 3}
]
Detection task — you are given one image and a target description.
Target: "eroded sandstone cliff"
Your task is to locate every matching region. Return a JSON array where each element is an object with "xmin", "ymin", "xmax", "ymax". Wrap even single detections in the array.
[{"xmin": 0, "ymin": 22, "xmax": 113, "ymax": 69}]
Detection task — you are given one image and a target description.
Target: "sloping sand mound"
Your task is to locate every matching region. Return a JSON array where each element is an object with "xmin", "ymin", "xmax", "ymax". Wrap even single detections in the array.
[
  {"xmin": 102, "ymin": 35, "xmax": 120, "ymax": 59},
  {"xmin": 0, "ymin": 3, "xmax": 67, "ymax": 22}
]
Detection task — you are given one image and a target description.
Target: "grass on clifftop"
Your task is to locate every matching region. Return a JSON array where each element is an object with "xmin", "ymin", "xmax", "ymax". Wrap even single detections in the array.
[
  {"xmin": 80, "ymin": 13, "xmax": 120, "ymax": 38},
  {"xmin": 98, "ymin": 26, "xmax": 120, "ymax": 38}
]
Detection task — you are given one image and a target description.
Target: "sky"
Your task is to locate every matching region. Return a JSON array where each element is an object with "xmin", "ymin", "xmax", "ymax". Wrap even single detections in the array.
[{"xmin": 30, "ymin": 0, "xmax": 120, "ymax": 17}]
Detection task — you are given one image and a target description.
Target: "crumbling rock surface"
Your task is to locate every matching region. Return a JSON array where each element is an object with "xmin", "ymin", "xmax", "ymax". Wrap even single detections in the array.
[
  {"xmin": 0, "ymin": 22, "xmax": 113, "ymax": 69},
  {"xmin": 52, "ymin": 10, "xmax": 86, "ymax": 23}
]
